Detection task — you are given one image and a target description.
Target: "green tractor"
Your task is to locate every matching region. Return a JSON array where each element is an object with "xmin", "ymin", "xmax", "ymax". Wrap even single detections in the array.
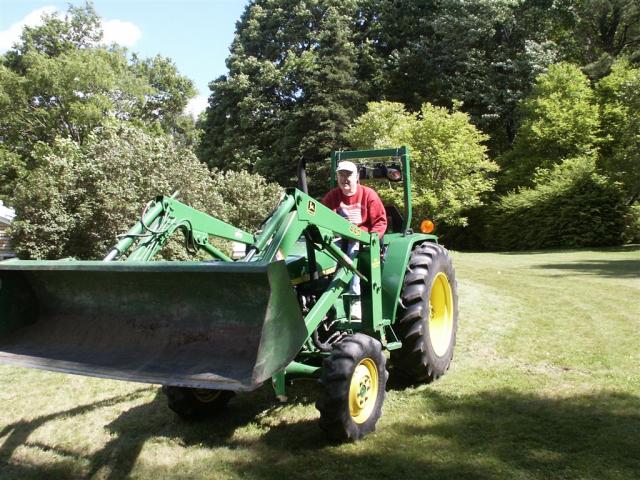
[{"xmin": 0, "ymin": 146, "xmax": 458, "ymax": 441}]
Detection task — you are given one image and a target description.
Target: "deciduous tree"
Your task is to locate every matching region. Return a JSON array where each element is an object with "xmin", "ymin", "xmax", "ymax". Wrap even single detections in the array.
[
  {"xmin": 347, "ymin": 101, "xmax": 498, "ymax": 227},
  {"xmin": 498, "ymin": 63, "xmax": 600, "ymax": 190},
  {"xmin": 9, "ymin": 121, "xmax": 281, "ymax": 260},
  {"xmin": 596, "ymin": 59, "xmax": 640, "ymax": 204},
  {"xmin": 0, "ymin": 3, "xmax": 197, "ymax": 200}
]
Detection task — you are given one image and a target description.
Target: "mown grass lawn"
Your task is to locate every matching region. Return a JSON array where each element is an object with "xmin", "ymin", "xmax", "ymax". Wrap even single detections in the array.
[{"xmin": 1, "ymin": 247, "xmax": 638, "ymax": 479}]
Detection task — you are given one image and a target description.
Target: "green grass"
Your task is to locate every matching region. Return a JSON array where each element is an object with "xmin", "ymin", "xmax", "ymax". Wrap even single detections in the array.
[{"xmin": 1, "ymin": 247, "xmax": 639, "ymax": 479}]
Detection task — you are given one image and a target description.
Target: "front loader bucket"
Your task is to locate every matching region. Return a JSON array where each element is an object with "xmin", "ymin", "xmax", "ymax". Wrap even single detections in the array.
[{"xmin": 0, "ymin": 260, "xmax": 306, "ymax": 391}]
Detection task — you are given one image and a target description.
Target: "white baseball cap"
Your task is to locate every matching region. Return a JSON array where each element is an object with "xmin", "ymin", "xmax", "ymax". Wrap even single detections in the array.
[{"xmin": 337, "ymin": 161, "xmax": 358, "ymax": 174}]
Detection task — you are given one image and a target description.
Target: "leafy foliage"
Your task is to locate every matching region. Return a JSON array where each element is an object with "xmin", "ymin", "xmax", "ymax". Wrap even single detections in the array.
[
  {"xmin": 0, "ymin": 3, "xmax": 197, "ymax": 201},
  {"xmin": 199, "ymin": 0, "xmax": 570, "ymax": 182},
  {"xmin": 484, "ymin": 60, "xmax": 639, "ymax": 249},
  {"xmin": 347, "ymin": 101, "xmax": 498, "ymax": 227},
  {"xmin": 596, "ymin": 59, "xmax": 640, "ymax": 203},
  {"xmin": 129, "ymin": 54, "xmax": 197, "ymax": 135},
  {"xmin": 198, "ymin": 0, "xmax": 639, "ymax": 202},
  {"xmin": 369, "ymin": 0, "xmax": 569, "ymax": 151},
  {"xmin": 561, "ymin": 0, "xmax": 640, "ymax": 78},
  {"xmin": 623, "ymin": 204, "xmax": 640, "ymax": 244},
  {"xmin": 499, "ymin": 63, "xmax": 600, "ymax": 190},
  {"xmin": 209, "ymin": 169, "xmax": 283, "ymax": 233},
  {"xmin": 0, "ymin": 47, "xmax": 148, "ymax": 151},
  {"xmin": 487, "ymin": 157, "xmax": 628, "ymax": 250},
  {"xmin": 9, "ymin": 122, "xmax": 281, "ymax": 260},
  {"xmin": 198, "ymin": 0, "xmax": 363, "ymax": 183},
  {"xmin": 3, "ymin": 0, "xmax": 639, "ymax": 254},
  {"xmin": 2, "ymin": 2, "xmax": 102, "ymax": 70}
]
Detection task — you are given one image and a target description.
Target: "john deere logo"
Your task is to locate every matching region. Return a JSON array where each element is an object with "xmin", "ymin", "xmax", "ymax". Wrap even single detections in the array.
[
  {"xmin": 349, "ymin": 224, "xmax": 362, "ymax": 237},
  {"xmin": 307, "ymin": 200, "xmax": 316, "ymax": 216}
]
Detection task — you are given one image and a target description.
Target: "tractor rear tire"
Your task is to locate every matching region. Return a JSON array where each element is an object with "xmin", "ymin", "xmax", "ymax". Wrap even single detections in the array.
[
  {"xmin": 163, "ymin": 386, "xmax": 234, "ymax": 420},
  {"xmin": 316, "ymin": 333, "xmax": 388, "ymax": 441},
  {"xmin": 391, "ymin": 242, "xmax": 458, "ymax": 383}
]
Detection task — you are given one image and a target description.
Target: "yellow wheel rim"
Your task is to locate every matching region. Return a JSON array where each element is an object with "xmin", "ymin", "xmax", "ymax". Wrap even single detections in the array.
[
  {"xmin": 193, "ymin": 389, "xmax": 222, "ymax": 403},
  {"xmin": 349, "ymin": 358, "xmax": 379, "ymax": 424},
  {"xmin": 429, "ymin": 272, "xmax": 454, "ymax": 357}
]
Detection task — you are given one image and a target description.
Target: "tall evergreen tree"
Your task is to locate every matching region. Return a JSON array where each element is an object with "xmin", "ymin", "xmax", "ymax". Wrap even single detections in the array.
[
  {"xmin": 199, "ymin": 0, "xmax": 364, "ymax": 184},
  {"xmin": 284, "ymin": 6, "xmax": 363, "ymax": 171}
]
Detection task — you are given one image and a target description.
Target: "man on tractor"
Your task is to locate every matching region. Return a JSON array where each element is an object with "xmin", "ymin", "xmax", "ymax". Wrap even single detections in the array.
[{"xmin": 322, "ymin": 160, "xmax": 387, "ymax": 320}]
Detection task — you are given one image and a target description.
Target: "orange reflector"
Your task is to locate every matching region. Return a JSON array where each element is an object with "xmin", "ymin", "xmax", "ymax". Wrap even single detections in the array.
[{"xmin": 420, "ymin": 219, "xmax": 435, "ymax": 233}]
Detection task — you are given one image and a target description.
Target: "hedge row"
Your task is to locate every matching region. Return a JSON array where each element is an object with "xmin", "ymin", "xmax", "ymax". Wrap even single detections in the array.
[{"xmin": 484, "ymin": 158, "xmax": 628, "ymax": 250}]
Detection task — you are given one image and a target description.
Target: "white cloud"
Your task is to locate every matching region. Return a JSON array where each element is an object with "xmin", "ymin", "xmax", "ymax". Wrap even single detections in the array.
[
  {"xmin": 101, "ymin": 19, "xmax": 142, "ymax": 47},
  {"xmin": 0, "ymin": 6, "xmax": 58, "ymax": 53},
  {"xmin": 0, "ymin": 7, "xmax": 142, "ymax": 52},
  {"xmin": 185, "ymin": 95, "xmax": 209, "ymax": 119}
]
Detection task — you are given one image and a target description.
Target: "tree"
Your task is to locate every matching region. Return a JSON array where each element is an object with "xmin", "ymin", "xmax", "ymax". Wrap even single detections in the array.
[
  {"xmin": 3, "ymin": 2, "xmax": 102, "ymax": 72},
  {"xmin": 369, "ymin": 0, "xmax": 566, "ymax": 152},
  {"xmin": 347, "ymin": 101, "xmax": 498, "ymax": 227},
  {"xmin": 129, "ymin": 54, "xmax": 196, "ymax": 134},
  {"xmin": 209, "ymin": 169, "xmax": 283, "ymax": 232},
  {"xmin": 281, "ymin": 6, "xmax": 363, "ymax": 178},
  {"xmin": 9, "ymin": 121, "xmax": 281, "ymax": 260},
  {"xmin": 0, "ymin": 2, "xmax": 197, "ymax": 201},
  {"xmin": 0, "ymin": 46, "xmax": 147, "ymax": 199},
  {"xmin": 0, "ymin": 47, "xmax": 148, "ymax": 152},
  {"xmin": 200, "ymin": 0, "xmax": 580, "ymax": 180},
  {"xmin": 198, "ymin": 0, "xmax": 365, "ymax": 184},
  {"xmin": 560, "ymin": 0, "xmax": 640, "ymax": 78},
  {"xmin": 596, "ymin": 59, "xmax": 640, "ymax": 204},
  {"xmin": 499, "ymin": 63, "xmax": 600, "ymax": 190}
]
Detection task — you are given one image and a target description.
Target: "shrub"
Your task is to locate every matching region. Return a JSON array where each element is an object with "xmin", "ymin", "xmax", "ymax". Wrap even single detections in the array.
[
  {"xmin": 487, "ymin": 157, "xmax": 628, "ymax": 250},
  {"xmin": 623, "ymin": 204, "xmax": 640, "ymax": 245},
  {"xmin": 10, "ymin": 122, "xmax": 281, "ymax": 259},
  {"xmin": 209, "ymin": 169, "xmax": 283, "ymax": 233}
]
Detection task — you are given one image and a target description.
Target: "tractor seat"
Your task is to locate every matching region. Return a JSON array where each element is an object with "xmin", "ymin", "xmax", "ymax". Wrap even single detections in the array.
[{"xmin": 385, "ymin": 205, "xmax": 403, "ymax": 233}]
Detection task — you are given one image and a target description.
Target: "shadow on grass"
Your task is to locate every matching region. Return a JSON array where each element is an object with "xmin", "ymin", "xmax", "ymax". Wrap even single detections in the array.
[
  {"xmin": 83, "ymin": 382, "xmax": 324, "ymax": 479},
  {"xmin": 492, "ymin": 244, "xmax": 640, "ymax": 256},
  {"xmin": 0, "ymin": 388, "xmax": 151, "ymax": 479},
  {"xmin": 1, "ymin": 386, "xmax": 638, "ymax": 479},
  {"xmin": 412, "ymin": 389, "xmax": 640, "ymax": 479},
  {"xmin": 533, "ymin": 259, "xmax": 640, "ymax": 278},
  {"xmin": 0, "ymin": 381, "xmax": 324, "ymax": 480},
  {"xmin": 232, "ymin": 389, "xmax": 640, "ymax": 480}
]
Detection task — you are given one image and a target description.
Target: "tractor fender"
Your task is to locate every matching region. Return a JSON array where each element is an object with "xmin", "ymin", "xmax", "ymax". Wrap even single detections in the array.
[{"xmin": 381, "ymin": 233, "xmax": 438, "ymax": 324}]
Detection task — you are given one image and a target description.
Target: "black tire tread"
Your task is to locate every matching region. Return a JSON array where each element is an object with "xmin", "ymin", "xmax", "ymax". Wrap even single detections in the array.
[
  {"xmin": 316, "ymin": 333, "xmax": 388, "ymax": 442},
  {"xmin": 163, "ymin": 386, "xmax": 234, "ymax": 420},
  {"xmin": 391, "ymin": 242, "xmax": 458, "ymax": 383}
]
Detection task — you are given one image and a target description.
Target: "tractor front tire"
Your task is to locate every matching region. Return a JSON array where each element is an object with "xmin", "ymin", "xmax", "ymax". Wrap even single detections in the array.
[
  {"xmin": 163, "ymin": 386, "xmax": 234, "ymax": 420},
  {"xmin": 391, "ymin": 242, "xmax": 458, "ymax": 383},
  {"xmin": 316, "ymin": 333, "xmax": 388, "ymax": 441}
]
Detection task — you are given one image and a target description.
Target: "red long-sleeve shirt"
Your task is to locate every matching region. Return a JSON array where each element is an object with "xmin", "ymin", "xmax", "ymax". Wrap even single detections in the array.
[{"xmin": 322, "ymin": 185, "xmax": 387, "ymax": 238}]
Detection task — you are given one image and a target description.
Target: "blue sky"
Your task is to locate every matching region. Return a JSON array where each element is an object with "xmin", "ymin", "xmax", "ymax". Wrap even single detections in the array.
[{"xmin": 0, "ymin": 0, "xmax": 251, "ymax": 116}]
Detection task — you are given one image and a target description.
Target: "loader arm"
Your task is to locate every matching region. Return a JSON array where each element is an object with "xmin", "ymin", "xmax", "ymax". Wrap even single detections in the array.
[
  {"xmin": 105, "ymin": 195, "xmax": 255, "ymax": 261},
  {"xmin": 249, "ymin": 189, "xmax": 384, "ymax": 339},
  {"xmin": 0, "ymin": 187, "xmax": 382, "ymax": 393}
]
